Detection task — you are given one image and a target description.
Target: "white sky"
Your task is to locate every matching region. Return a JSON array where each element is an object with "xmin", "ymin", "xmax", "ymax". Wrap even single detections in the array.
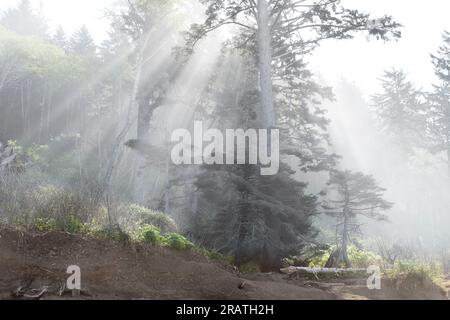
[{"xmin": 1, "ymin": 0, "xmax": 450, "ymax": 96}]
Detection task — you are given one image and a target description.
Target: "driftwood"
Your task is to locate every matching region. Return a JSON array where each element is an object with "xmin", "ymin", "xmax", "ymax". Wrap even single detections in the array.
[
  {"xmin": 13, "ymin": 287, "xmax": 49, "ymax": 300},
  {"xmin": 280, "ymin": 266, "xmax": 367, "ymax": 280}
]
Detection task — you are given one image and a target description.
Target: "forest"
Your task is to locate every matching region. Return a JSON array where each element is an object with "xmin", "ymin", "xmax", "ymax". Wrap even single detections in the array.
[{"xmin": 0, "ymin": 0, "xmax": 449, "ymax": 301}]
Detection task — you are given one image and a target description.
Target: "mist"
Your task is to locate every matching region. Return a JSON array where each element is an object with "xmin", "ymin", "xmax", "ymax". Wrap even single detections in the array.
[{"xmin": 0, "ymin": 0, "xmax": 449, "ymax": 301}]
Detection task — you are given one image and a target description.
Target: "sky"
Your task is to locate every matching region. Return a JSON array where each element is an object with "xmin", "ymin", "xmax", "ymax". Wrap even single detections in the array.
[{"xmin": 1, "ymin": 0, "xmax": 450, "ymax": 96}]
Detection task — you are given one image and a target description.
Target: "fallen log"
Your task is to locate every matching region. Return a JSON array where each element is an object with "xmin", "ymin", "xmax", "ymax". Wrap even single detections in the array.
[{"xmin": 280, "ymin": 266, "xmax": 367, "ymax": 280}]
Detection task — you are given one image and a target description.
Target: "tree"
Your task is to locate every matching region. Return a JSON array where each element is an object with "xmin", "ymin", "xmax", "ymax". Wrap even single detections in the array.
[
  {"xmin": 426, "ymin": 31, "xmax": 450, "ymax": 178},
  {"xmin": 69, "ymin": 25, "xmax": 97, "ymax": 58},
  {"xmin": 322, "ymin": 170, "xmax": 393, "ymax": 268},
  {"xmin": 118, "ymin": 0, "xmax": 182, "ymax": 205},
  {"xmin": 372, "ymin": 68, "xmax": 425, "ymax": 154},
  {"xmin": 183, "ymin": 0, "xmax": 402, "ymax": 128},
  {"xmin": 52, "ymin": 26, "xmax": 68, "ymax": 51},
  {"xmin": 174, "ymin": 49, "xmax": 322, "ymax": 270},
  {"xmin": 0, "ymin": 0, "xmax": 48, "ymax": 38}
]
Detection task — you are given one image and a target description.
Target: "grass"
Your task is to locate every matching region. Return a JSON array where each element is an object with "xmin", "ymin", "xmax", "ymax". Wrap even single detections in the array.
[{"xmin": 387, "ymin": 260, "xmax": 444, "ymax": 289}]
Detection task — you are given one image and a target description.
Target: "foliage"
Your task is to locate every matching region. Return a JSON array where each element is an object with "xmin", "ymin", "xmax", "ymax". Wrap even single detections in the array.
[
  {"xmin": 308, "ymin": 244, "xmax": 382, "ymax": 268},
  {"xmin": 126, "ymin": 204, "xmax": 177, "ymax": 234},
  {"xmin": 0, "ymin": 0, "xmax": 48, "ymax": 38},
  {"xmin": 162, "ymin": 233, "xmax": 195, "ymax": 251},
  {"xmin": 322, "ymin": 170, "xmax": 392, "ymax": 268},
  {"xmin": 387, "ymin": 260, "xmax": 444, "ymax": 289},
  {"xmin": 135, "ymin": 223, "xmax": 162, "ymax": 245},
  {"xmin": 372, "ymin": 68, "xmax": 426, "ymax": 153}
]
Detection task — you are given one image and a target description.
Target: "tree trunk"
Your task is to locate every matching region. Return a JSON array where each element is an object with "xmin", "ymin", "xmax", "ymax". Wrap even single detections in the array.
[
  {"xmin": 256, "ymin": 0, "xmax": 275, "ymax": 128},
  {"xmin": 103, "ymin": 30, "xmax": 153, "ymax": 202},
  {"xmin": 340, "ymin": 213, "xmax": 352, "ymax": 268},
  {"xmin": 133, "ymin": 91, "xmax": 154, "ymax": 205}
]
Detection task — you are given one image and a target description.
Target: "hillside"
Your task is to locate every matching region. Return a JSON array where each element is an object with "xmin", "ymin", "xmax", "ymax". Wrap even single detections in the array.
[{"xmin": 0, "ymin": 225, "xmax": 447, "ymax": 300}]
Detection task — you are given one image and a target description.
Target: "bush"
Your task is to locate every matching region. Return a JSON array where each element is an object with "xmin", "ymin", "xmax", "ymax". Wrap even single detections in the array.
[
  {"xmin": 138, "ymin": 224, "xmax": 162, "ymax": 245},
  {"xmin": 162, "ymin": 233, "xmax": 195, "ymax": 250},
  {"xmin": 387, "ymin": 261, "xmax": 443, "ymax": 288},
  {"xmin": 308, "ymin": 244, "xmax": 382, "ymax": 268},
  {"xmin": 126, "ymin": 204, "xmax": 177, "ymax": 234},
  {"xmin": 94, "ymin": 225, "xmax": 131, "ymax": 244},
  {"xmin": 32, "ymin": 217, "xmax": 57, "ymax": 232}
]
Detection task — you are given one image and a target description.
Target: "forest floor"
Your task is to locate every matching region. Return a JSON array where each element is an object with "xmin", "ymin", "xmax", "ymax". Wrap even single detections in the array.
[{"xmin": 0, "ymin": 224, "xmax": 448, "ymax": 300}]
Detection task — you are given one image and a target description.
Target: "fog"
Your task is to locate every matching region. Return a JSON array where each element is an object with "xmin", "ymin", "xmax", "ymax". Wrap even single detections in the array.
[{"xmin": 1, "ymin": 0, "xmax": 449, "ymax": 276}]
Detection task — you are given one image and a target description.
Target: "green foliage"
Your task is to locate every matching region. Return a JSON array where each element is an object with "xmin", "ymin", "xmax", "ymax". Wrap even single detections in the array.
[
  {"xmin": 127, "ymin": 204, "xmax": 177, "ymax": 234},
  {"xmin": 136, "ymin": 224, "xmax": 162, "ymax": 245},
  {"xmin": 132, "ymin": 223, "xmax": 194, "ymax": 250},
  {"xmin": 308, "ymin": 247, "xmax": 333, "ymax": 268},
  {"xmin": 32, "ymin": 217, "xmax": 57, "ymax": 233},
  {"xmin": 31, "ymin": 185, "xmax": 85, "ymax": 219},
  {"xmin": 308, "ymin": 244, "xmax": 382, "ymax": 268},
  {"xmin": 162, "ymin": 233, "xmax": 195, "ymax": 251},
  {"xmin": 387, "ymin": 261, "xmax": 443, "ymax": 288},
  {"xmin": 30, "ymin": 214, "xmax": 86, "ymax": 234},
  {"xmin": 94, "ymin": 225, "xmax": 131, "ymax": 244},
  {"xmin": 347, "ymin": 245, "xmax": 383, "ymax": 268}
]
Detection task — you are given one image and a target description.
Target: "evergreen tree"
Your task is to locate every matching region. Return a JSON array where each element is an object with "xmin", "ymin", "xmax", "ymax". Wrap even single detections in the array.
[
  {"xmin": 182, "ymin": 0, "xmax": 402, "ymax": 128},
  {"xmin": 69, "ymin": 25, "xmax": 97, "ymax": 58},
  {"xmin": 52, "ymin": 26, "xmax": 68, "ymax": 51},
  {"xmin": 322, "ymin": 170, "xmax": 393, "ymax": 268},
  {"xmin": 0, "ymin": 0, "xmax": 48, "ymax": 38},
  {"xmin": 426, "ymin": 31, "xmax": 450, "ymax": 178},
  {"xmin": 180, "ymin": 49, "xmax": 325, "ymax": 270},
  {"xmin": 372, "ymin": 68, "xmax": 425, "ymax": 154}
]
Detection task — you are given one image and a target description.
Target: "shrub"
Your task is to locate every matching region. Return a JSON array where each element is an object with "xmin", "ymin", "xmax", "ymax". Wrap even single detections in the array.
[
  {"xmin": 94, "ymin": 225, "xmax": 131, "ymax": 244},
  {"xmin": 139, "ymin": 224, "xmax": 162, "ymax": 245},
  {"xmin": 126, "ymin": 204, "xmax": 177, "ymax": 234},
  {"xmin": 347, "ymin": 245, "xmax": 382, "ymax": 268},
  {"xmin": 56, "ymin": 214, "xmax": 86, "ymax": 234},
  {"xmin": 308, "ymin": 244, "xmax": 382, "ymax": 268},
  {"xmin": 32, "ymin": 217, "xmax": 57, "ymax": 232},
  {"xmin": 162, "ymin": 233, "xmax": 195, "ymax": 250},
  {"xmin": 387, "ymin": 261, "xmax": 443, "ymax": 288}
]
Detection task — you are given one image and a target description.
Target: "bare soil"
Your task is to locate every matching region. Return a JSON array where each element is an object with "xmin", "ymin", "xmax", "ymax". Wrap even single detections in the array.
[{"xmin": 0, "ymin": 225, "xmax": 447, "ymax": 300}]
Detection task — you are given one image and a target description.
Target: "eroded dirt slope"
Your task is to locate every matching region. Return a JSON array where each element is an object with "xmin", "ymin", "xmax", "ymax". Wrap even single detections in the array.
[
  {"xmin": 0, "ymin": 225, "xmax": 335, "ymax": 300},
  {"xmin": 0, "ymin": 225, "xmax": 447, "ymax": 300}
]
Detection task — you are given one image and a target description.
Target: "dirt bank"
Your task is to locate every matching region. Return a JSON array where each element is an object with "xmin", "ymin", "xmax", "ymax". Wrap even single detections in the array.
[{"xmin": 0, "ymin": 225, "xmax": 447, "ymax": 300}]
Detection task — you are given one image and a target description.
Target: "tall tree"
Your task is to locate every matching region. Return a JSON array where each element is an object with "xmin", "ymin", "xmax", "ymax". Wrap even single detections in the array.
[
  {"xmin": 372, "ymin": 68, "xmax": 425, "ymax": 154},
  {"xmin": 52, "ymin": 26, "xmax": 68, "ymax": 51},
  {"xmin": 322, "ymin": 170, "xmax": 393, "ymax": 268},
  {"xmin": 0, "ymin": 0, "xmax": 48, "ymax": 38},
  {"xmin": 183, "ymin": 0, "xmax": 402, "ymax": 128},
  {"xmin": 425, "ymin": 31, "xmax": 450, "ymax": 179},
  {"xmin": 119, "ymin": 0, "xmax": 182, "ymax": 205},
  {"xmin": 69, "ymin": 25, "xmax": 97, "ymax": 57}
]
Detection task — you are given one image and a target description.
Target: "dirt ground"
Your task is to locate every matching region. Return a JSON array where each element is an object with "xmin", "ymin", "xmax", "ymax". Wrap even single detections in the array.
[{"xmin": 0, "ymin": 225, "xmax": 448, "ymax": 300}]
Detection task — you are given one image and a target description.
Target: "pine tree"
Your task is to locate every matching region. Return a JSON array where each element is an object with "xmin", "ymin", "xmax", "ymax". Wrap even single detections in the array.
[
  {"xmin": 179, "ymin": 49, "xmax": 324, "ymax": 270},
  {"xmin": 426, "ymin": 31, "xmax": 450, "ymax": 178},
  {"xmin": 372, "ymin": 68, "xmax": 425, "ymax": 154},
  {"xmin": 69, "ymin": 25, "xmax": 97, "ymax": 58},
  {"xmin": 52, "ymin": 26, "xmax": 68, "ymax": 51},
  {"xmin": 182, "ymin": 0, "xmax": 402, "ymax": 128},
  {"xmin": 0, "ymin": 0, "xmax": 48, "ymax": 38},
  {"xmin": 322, "ymin": 170, "xmax": 393, "ymax": 268}
]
